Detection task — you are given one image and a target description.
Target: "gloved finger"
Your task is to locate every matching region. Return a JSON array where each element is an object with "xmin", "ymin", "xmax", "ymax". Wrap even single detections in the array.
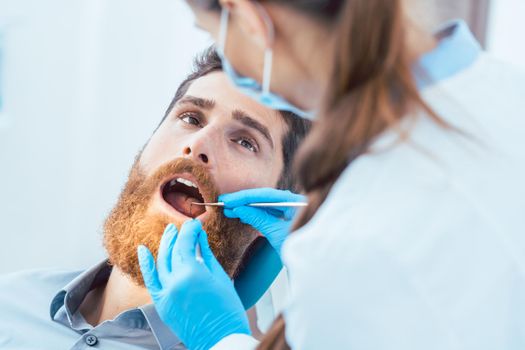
[
  {"xmin": 219, "ymin": 188, "xmax": 306, "ymax": 208},
  {"xmin": 197, "ymin": 229, "xmax": 231, "ymax": 284},
  {"xmin": 258, "ymin": 206, "xmax": 298, "ymax": 221},
  {"xmin": 281, "ymin": 206, "xmax": 300, "ymax": 221},
  {"xmin": 173, "ymin": 219, "xmax": 203, "ymax": 264},
  {"xmin": 137, "ymin": 245, "xmax": 162, "ymax": 295},
  {"xmin": 225, "ymin": 206, "xmax": 279, "ymax": 230},
  {"xmin": 157, "ymin": 224, "xmax": 178, "ymax": 277}
]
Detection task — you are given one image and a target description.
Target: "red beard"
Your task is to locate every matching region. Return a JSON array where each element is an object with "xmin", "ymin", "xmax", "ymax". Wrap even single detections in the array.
[{"xmin": 103, "ymin": 157, "xmax": 258, "ymax": 286}]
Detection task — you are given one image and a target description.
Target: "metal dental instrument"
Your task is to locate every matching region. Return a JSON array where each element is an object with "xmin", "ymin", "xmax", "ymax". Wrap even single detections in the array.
[{"xmin": 191, "ymin": 202, "xmax": 308, "ymax": 208}]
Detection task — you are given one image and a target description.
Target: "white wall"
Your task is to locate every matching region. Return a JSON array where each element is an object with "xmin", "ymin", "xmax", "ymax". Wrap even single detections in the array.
[
  {"xmin": 0, "ymin": 0, "xmax": 210, "ymax": 273},
  {"xmin": 487, "ymin": 0, "xmax": 525, "ymax": 69},
  {"xmin": 0, "ymin": 1, "xmax": 524, "ymax": 274}
]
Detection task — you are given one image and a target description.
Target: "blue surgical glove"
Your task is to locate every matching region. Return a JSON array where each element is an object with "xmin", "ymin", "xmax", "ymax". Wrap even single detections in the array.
[
  {"xmin": 137, "ymin": 221, "xmax": 250, "ymax": 350},
  {"xmin": 219, "ymin": 188, "xmax": 305, "ymax": 254}
]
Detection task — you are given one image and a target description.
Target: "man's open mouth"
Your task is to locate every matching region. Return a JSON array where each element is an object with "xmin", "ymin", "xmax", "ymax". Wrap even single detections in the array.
[{"xmin": 161, "ymin": 176, "xmax": 207, "ymax": 218}]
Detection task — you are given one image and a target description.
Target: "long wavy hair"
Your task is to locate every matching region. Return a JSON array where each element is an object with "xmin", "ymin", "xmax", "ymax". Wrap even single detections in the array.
[{"xmin": 260, "ymin": 0, "xmax": 444, "ymax": 348}]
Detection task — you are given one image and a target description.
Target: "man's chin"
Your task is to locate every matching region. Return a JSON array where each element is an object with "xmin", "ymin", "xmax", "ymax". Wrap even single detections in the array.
[{"xmin": 105, "ymin": 212, "xmax": 174, "ymax": 287}]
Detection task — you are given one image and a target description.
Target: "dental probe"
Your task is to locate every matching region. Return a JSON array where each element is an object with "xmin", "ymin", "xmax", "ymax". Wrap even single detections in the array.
[{"xmin": 191, "ymin": 202, "xmax": 308, "ymax": 208}]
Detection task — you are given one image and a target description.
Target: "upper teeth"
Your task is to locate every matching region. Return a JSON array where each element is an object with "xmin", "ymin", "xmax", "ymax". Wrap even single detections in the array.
[{"xmin": 171, "ymin": 178, "xmax": 198, "ymax": 188}]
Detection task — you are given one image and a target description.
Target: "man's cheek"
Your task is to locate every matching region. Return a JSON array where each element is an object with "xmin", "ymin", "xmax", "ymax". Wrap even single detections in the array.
[
  {"xmin": 217, "ymin": 175, "xmax": 274, "ymax": 195},
  {"xmin": 140, "ymin": 130, "xmax": 188, "ymax": 175}
]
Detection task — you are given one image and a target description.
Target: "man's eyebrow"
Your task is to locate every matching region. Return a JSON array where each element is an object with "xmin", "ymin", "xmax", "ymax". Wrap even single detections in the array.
[
  {"xmin": 177, "ymin": 95, "xmax": 216, "ymax": 109},
  {"xmin": 232, "ymin": 110, "xmax": 274, "ymax": 149}
]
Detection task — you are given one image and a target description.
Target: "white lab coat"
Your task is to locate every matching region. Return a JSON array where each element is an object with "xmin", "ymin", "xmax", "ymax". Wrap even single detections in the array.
[
  {"xmin": 282, "ymin": 53, "xmax": 525, "ymax": 349},
  {"xmin": 212, "ymin": 53, "xmax": 525, "ymax": 349}
]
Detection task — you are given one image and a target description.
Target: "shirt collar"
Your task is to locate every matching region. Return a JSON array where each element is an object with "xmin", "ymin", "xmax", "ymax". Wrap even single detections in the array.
[
  {"xmin": 50, "ymin": 260, "xmax": 111, "ymax": 321},
  {"xmin": 414, "ymin": 19, "xmax": 483, "ymax": 89},
  {"xmin": 49, "ymin": 260, "xmax": 182, "ymax": 350}
]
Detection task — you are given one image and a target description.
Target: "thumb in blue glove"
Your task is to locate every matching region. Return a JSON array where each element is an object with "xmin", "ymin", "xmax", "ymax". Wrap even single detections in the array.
[
  {"xmin": 219, "ymin": 188, "xmax": 305, "ymax": 254},
  {"xmin": 137, "ymin": 220, "xmax": 250, "ymax": 350}
]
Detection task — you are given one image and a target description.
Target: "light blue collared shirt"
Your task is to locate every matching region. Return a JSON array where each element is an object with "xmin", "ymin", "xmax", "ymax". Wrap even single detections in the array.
[{"xmin": 0, "ymin": 261, "xmax": 185, "ymax": 350}]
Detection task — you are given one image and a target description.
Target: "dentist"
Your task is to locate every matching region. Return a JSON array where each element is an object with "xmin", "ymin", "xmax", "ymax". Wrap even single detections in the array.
[{"xmin": 138, "ymin": 0, "xmax": 525, "ymax": 349}]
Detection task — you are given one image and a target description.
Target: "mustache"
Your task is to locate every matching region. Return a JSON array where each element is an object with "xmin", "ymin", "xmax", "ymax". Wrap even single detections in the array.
[{"xmin": 127, "ymin": 157, "xmax": 219, "ymax": 207}]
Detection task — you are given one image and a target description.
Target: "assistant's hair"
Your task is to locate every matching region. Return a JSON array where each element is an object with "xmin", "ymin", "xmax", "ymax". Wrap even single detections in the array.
[
  {"xmin": 293, "ymin": 0, "xmax": 445, "ymax": 227},
  {"xmin": 159, "ymin": 47, "xmax": 311, "ymax": 192}
]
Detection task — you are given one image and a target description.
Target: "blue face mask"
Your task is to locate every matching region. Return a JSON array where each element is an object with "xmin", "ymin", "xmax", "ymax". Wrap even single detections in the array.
[{"xmin": 217, "ymin": 8, "xmax": 315, "ymax": 120}]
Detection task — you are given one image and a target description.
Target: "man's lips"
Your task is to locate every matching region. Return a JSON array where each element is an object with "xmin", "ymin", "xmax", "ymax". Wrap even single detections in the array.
[{"xmin": 155, "ymin": 173, "xmax": 211, "ymax": 221}]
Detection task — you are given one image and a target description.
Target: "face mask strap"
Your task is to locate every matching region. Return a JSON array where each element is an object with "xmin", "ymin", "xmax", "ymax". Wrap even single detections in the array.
[
  {"xmin": 262, "ymin": 48, "xmax": 273, "ymax": 96},
  {"xmin": 219, "ymin": 7, "xmax": 229, "ymax": 54},
  {"xmin": 219, "ymin": 4, "xmax": 275, "ymax": 96},
  {"xmin": 255, "ymin": 3, "xmax": 275, "ymax": 96}
]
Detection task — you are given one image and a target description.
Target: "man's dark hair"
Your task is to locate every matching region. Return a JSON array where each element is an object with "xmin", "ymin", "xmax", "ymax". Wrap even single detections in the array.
[{"xmin": 159, "ymin": 46, "xmax": 312, "ymax": 192}]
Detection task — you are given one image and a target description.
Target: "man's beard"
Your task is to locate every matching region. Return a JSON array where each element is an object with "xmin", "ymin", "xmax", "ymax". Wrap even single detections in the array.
[{"xmin": 103, "ymin": 157, "xmax": 258, "ymax": 286}]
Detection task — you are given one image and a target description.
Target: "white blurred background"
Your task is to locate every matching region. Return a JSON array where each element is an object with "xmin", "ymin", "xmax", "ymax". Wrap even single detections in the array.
[
  {"xmin": 0, "ymin": 0, "xmax": 211, "ymax": 273},
  {"xmin": 0, "ymin": 0, "xmax": 524, "ymax": 274}
]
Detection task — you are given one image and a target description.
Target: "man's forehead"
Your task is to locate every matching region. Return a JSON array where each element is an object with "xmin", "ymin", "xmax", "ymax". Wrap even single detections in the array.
[{"xmin": 182, "ymin": 72, "xmax": 282, "ymax": 125}]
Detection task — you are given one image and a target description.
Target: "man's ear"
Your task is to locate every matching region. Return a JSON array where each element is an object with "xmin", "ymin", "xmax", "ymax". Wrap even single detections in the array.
[{"xmin": 219, "ymin": 0, "xmax": 273, "ymax": 49}]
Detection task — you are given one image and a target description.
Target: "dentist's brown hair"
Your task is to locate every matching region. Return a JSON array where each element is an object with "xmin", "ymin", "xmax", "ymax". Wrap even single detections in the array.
[
  {"xmin": 262, "ymin": 0, "xmax": 443, "ymax": 348},
  {"xmin": 293, "ymin": 0, "xmax": 444, "ymax": 228}
]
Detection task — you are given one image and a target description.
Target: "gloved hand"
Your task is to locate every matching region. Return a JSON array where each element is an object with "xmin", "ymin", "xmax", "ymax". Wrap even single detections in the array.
[
  {"xmin": 219, "ymin": 188, "xmax": 306, "ymax": 254},
  {"xmin": 137, "ymin": 220, "xmax": 250, "ymax": 350}
]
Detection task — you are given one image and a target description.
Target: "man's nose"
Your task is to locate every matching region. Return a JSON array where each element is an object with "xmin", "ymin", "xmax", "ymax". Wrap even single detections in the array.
[
  {"xmin": 182, "ymin": 126, "xmax": 222, "ymax": 166},
  {"xmin": 182, "ymin": 146, "xmax": 209, "ymax": 165}
]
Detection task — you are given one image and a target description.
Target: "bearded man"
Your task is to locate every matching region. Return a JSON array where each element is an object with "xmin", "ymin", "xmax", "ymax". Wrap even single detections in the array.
[{"xmin": 0, "ymin": 48, "xmax": 311, "ymax": 350}]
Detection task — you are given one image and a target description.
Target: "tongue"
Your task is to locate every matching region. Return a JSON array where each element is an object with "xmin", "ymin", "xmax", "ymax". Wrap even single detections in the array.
[{"xmin": 165, "ymin": 192, "xmax": 205, "ymax": 218}]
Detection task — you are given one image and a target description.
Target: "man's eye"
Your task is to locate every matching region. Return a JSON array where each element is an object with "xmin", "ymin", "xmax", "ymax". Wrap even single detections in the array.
[
  {"xmin": 179, "ymin": 113, "xmax": 201, "ymax": 126},
  {"xmin": 235, "ymin": 138, "xmax": 258, "ymax": 153}
]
